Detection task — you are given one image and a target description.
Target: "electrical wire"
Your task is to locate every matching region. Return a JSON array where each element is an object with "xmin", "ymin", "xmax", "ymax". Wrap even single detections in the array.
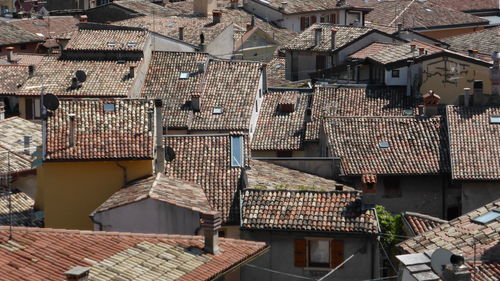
[{"xmin": 245, "ymin": 264, "xmax": 317, "ymax": 280}]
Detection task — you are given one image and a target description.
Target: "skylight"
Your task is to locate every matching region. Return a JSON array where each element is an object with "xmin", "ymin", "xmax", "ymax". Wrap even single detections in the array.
[
  {"xmin": 167, "ymin": 23, "xmax": 175, "ymax": 28},
  {"xmin": 379, "ymin": 142, "xmax": 390, "ymax": 149},
  {"xmin": 403, "ymin": 109, "xmax": 413, "ymax": 116},
  {"xmin": 103, "ymin": 103, "xmax": 115, "ymax": 112},
  {"xmin": 179, "ymin": 71, "xmax": 190, "ymax": 79},
  {"xmin": 107, "ymin": 42, "xmax": 116, "ymax": 47},
  {"xmin": 231, "ymin": 136, "xmax": 244, "ymax": 167},
  {"xmin": 472, "ymin": 209, "xmax": 500, "ymax": 224},
  {"xmin": 490, "ymin": 116, "xmax": 500, "ymax": 124},
  {"xmin": 127, "ymin": 42, "xmax": 137, "ymax": 47},
  {"xmin": 213, "ymin": 106, "xmax": 223, "ymax": 115}
]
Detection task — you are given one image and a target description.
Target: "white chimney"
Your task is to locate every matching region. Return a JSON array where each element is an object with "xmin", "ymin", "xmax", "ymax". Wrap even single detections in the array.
[
  {"xmin": 0, "ymin": 101, "xmax": 5, "ymax": 120},
  {"xmin": 6, "ymin": 47, "xmax": 14, "ymax": 63},
  {"xmin": 280, "ymin": 2, "xmax": 287, "ymax": 11},
  {"xmin": 464, "ymin": 88, "xmax": 471, "ymax": 106},
  {"xmin": 154, "ymin": 99, "xmax": 165, "ymax": 174},
  {"xmin": 200, "ymin": 211, "xmax": 222, "ymax": 255},
  {"xmin": 64, "ymin": 266, "xmax": 90, "ymax": 281},
  {"xmin": 68, "ymin": 113, "xmax": 76, "ymax": 147},
  {"xmin": 314, "ymin": 28, "xmax": 322, "ymax": 46}
]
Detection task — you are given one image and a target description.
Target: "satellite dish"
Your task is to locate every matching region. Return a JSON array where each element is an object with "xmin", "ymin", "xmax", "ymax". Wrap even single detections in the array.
[
  {"xmin": 431, "ymin": 248, "xmax": 453, "ymax": 277},
  {"xmin": 75, "ymin": 70, "xmax": 87, "ymax": 83},
  {"xmin": 43, "ymin": 93, "xmax": 59, "ymax": 111},
  {"xmin": 165, "ymin": 146, "xmax": 176, "ymax": 162}
]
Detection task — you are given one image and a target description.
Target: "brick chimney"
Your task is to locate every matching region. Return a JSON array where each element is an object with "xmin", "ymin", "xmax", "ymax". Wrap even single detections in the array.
[
  {"xmin": 6, "ymin": 47, "xmax": 14, "ymax": 63},
  {"xmin": 191, "ymin": 93, "xmax": 201, "ymax": 112},
  {"xmin": 331, "ymin": 29, "xmax": 337, "ymax": 50},
  {"xmin": 200, "ymin": 211, "xmax": 222, "ymax": 255},
  {"xmin": 79, "ymin": 15, "xmax": 88, "ymax": 23},
  {"xmin": 178, "ymin": 26, "xmax": 184, "ymax": 41},
  {"xmin": 212, "ymin": 10, "xmax": 222, "ymax": 24},
  {"xmin": 418, "ymin": 47, "xmax": 425, "ymax": 56},
  {"xmin": 193, "ymin": 0, "xmax": 216, "ymax": 17},
  {"xmin": 28, "ymin": 65, "xmax": 35, "ymax": 78},
  {"xmin": 154, "ymin": 99, "xmax": 165, "ymax": 174},
  {"xmin": 64, "ymin": 266, "xmax": 90, "ymax": 281},
  {"xmin": 129, "ymin": 65, "xmax": 135, "ymax": 78},
  {"xmin": 491, "ymin": 51, "xmax": 500, "ymax": 96},
  {"xmin": 68, "ymin": 114, "xmax": 76, "ymax": 147},
  {"xmin": 314, "ymin": 28, "xmax": 322, "ymax": 47},
  {"xmin": 422, "ymin": 90, "xmax": 440, "ymax": 117}
]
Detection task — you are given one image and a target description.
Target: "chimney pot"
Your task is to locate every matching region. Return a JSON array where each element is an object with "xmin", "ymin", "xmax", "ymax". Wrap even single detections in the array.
[
  {"xmin": 28, "ymin": 65, "xmax": 35, "ymax": 78},
  {"xmin": 68, "ymin": 113, "xmax": 76, "ymax": 147},
  {"xmin": 6, "ymin": 46, "xmax": 15, "ymax": 63},
  {"xmin": 410, "ymin": 44, "xmax": 416, "ymax": 53},
  {"xmin": 79, "ymin": 15, "xmax": 88, "ymax": 23},
  {"xmin": 280, "ymin": 1, "xmax": 287, "ymax": 11},
  {"xmin": 191, "ymin": 94, "xmax": 201, "ymax": 112},
  {"xmin": 422, "ymin": 90, "xmax": 440, "ymax": 116},
  {"xmin": 212, "ymin": 10, "xmax": 222, "ymax": 24},
  {"xmin": 200, "ymin": 211, "xmax": 221, "ymax": 255},
  {"xmin": 64, "ymin": 266, "xmax": 90, "ymax": 281},
  {"xmin": 331, "ymin": 29, "xmax": 337, "ymax": 50},
  {"xmin": 71, "ymin": 77, "xmax": 79, "ymax": 89},
  {"xmin": 178, "ymin": 26, "xmax": 184, "ymax": 41},
  {"xmin": 464, "ymin": 87, "xmax": 471, "ymax": 106}
]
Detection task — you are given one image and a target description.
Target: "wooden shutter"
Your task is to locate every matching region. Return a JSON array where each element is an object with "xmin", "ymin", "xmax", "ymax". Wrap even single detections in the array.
[
  {"xmin": 330, "ymin": 240, "xmax": 344, "ymax": 268},
  {"xmin": 25, "ymin": 98, "xmax": 33, "ymax": 120},
  {"xmin": 294, "ymin": 239, "xmax": 307, "ymax": 267},
  {"xmin": 330, "ymin": 14, "xmax": 337, "ymax": 24},
  {"xmin": 300, "ymin": 17, "xmax": 306, "ymax": 31},
  {"xmin": 310, "ymin": 15, "xmax": 317, "ymax": 24}
]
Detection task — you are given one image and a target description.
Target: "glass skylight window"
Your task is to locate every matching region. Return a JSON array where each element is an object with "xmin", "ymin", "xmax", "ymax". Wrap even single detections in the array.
[
  {"xmin": 167, "ymin": 23, "xmax": 175, "ymax": 27},
  {"xmin": 179, "ymin": 71, "xmax": 190, "ymax": 79},
  {"xmin": 231, "ymin": 136, "xmax": 244, "ymax": 167},
  {"xmin": 403, "ymin": 109, "xmax": 413, "ymax": 116},
  {"xmin": 379, "ymin": 141, "xmax": 390, "ymax": 149},
  {"xmin": 107, "ymin": 42, "xmax": 116, "ymax": 47},
  {"xmin": 490, "ymin": 116, "xmax": 500, "ymax": 124},
  {"xmin": 213, "ymin": 106, "xmax": 223, "ymax": 115},
  {"xmin": 127, "ymin": 42, "xmax": 137, "ymax": 47},
  {"xmin": 472, "ymin": 209, "xmax": 500, "ymax": 224},
  {"xmin": 103, "ymin": 103, "xmax": 116, "ymax": 112}
]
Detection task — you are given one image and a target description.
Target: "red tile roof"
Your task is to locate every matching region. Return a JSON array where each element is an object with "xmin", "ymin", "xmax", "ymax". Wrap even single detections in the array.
[
  {"xmin": 0, "ymin": 226, "xmax": 268, "ymax": 281},
  {"xmin": 348, "ymin": 42, "xmax": 395, "ymax": 60},
  {"xmin": 0, "ymin": 65, "xmax": 29, "ymax": 95},
  {"xmin": 324, "ymin": 116, "xmax": 448, "ymax": 176},
  {"xmin": 0, "ymin": 53, "xmax": 45, "ymax": 66},
  {"xmin": 65, "ymin": 29, "xmax": 148, "ymax": 52},
  {"xmin": 266, "ymin": 57, "xmax": 288, "ymax": 86},
  {"xmin": 241, "ymin": 189, "xmax": 378, "ymax": 233},
  {"xmin": 365, "ymin": 41, "xmax": 445, "ymax": 65},
  {"xmin": 0, "ymin": 191, "xmax": 40, "ymax": 227},
  {"xmin": 45, "ymin": 99, "xmax": 154, "ymax": 161},
  {"xmin": 94, "ymin": 173, "xmax": 213, "ymax": 214},
  {"xmin": 444, "ymin": 26, "xmax": 500, "ymax": 57},
  {"xmin": 9, "ymin": 16, "xmax": 79, "ymax": 40},
  {"xmin": 0, "ymin": 20, "xmax": 43, "ymax": 47},
  {"xmin": 245, "ymin": 0, "xmax": 371, "ymax": 14},
  {"xmin": 429, "ymin": 0, "xmax": 500, "ymax": 12},
  {"xmin": 402, "ymin": 211, "xmax": 447, "ymax": 236},
  {"xmin": 446, "ymin": 106, "xmax": 500, "ymax": 180}
]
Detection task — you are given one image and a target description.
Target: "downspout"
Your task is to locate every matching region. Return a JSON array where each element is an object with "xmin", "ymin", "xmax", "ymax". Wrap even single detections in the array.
[
  {"xmin": 89, "ymin": 213, "xmax": 103, "ymax": 231},
  {"xmin": 115, "ymin": 161, "xmax": 128, "ymax": 185}
]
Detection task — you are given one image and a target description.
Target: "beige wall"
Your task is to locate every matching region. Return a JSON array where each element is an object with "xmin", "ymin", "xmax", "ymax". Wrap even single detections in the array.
[
  {"xmin": 420, "ymin": 26, "xmax": 485, "ymax": 39},
  {"xmin": 420, "ymin": 56, "xmax": 491, "ymax": 104}
]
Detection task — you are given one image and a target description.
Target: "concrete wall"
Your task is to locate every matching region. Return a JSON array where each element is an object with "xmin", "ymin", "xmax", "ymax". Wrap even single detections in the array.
[
  {"xmin": 240, "ymin": 231, "xmax": 379, "ymax": 281},
  {"xmin": 238, "ymin": 45, "xmax": 277, "ymax": 62},
  {"xmin": 206, "ymin": 24, "xmax": 235, "ymax": 59},
  {"xmin": 385, "ymin": 66, "xmax": 408, "ymax": 86},
  {"xmin": 252, "ymin": 157, "xmax": 339, "ymax": 179},
  {"xmin": 36, "ymin": 160, "xmax": 152, "ymax": 229},
  {"xmin": 93, "ymin": 198, "xmax": 201, "ymax": 235},
  {"xmin": 461, "ymin": 181, "xmax": 500, "ymax": 214},
  {"xmin": 13, "ymin": 173, "xmax": 37, "ymax": 199}
]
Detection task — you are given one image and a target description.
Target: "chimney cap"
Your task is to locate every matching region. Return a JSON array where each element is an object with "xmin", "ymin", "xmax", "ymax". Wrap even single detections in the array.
[
  {"xmin": 5, "ymin": 46, "xmax": 14, "ymax": 51},
  {"xmin": 64, "ymin": 266, "xmax": 90, "ymax": 278}
]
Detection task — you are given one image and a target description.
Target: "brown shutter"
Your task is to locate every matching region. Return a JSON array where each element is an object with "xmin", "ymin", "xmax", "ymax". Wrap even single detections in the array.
[
  {"xmin": 310, "ymin": 15, "xmax": 317, "ymax": 24},
  {"xmin": 25, "ymin": 98, "xmax": 33, "ymax": 120},
  {"xmin": 330, "ymin": 14, "xmax": 336, "ymax": 24},
  {"xmin": 294, "ymin": 239, "xmax": 307, "ymax": 267},
  {"xmin": 300, "ymin": 17, "xmax": 306, "ymax": 31},
  {"xmin": 330, "ymin": 240, "xmax": 344, "ymax": 268}
]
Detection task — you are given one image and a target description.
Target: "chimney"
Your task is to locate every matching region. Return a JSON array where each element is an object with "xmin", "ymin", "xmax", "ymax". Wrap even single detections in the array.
[
  {"xmin": 154, "ymin": 99, "xmax": 165, "ymax": 174},
  {"xmin": 472, "ymin": 49, "xmax": 478, "ymax": 57},
  {"xmin": 129, "ymin": 65, "xmax": 135, "ymax": 78},
  {"xmin": 397, "ymin": 23, "xmax": 403, "ymax": 32},
  {"xmin": 246, "ymin": 23, "xmax": 253, "ymax": 31},
  {"xmin": 251, "ymin": 15, "xmax": 255, "ymax": 27},
  {"xmin": 314, "ymin": 28, "xmax": 322, "ymax": 47},
  {"xmin": 491, "ymin": 51, "xmax": 500, "ymax": 96},
  {"xmin": 464, "ymin": 87, "xmax": 471, "ymax": 106},
  {"xmin": 24, "ymin": 135, "xmax": 31, "ymax": 155},
  {"xmin": 200, "ymin": 211, "xmax": 222, "ymax": 255},
  {"xmin": 0, "ymin": 101, "xmax": 5, "ymax": 120},
  {"xmin": 230, "ymin": 0, "xmax": 238, "ymax": 9},
  {"xmin": 442, "ymin": 264, "xmax": 471, "ymax": 281},
  {"xmin": 212, "ymin": 10, "xmax": 222, "ymax": 24},
  {"xmin": 6, "ymin": 47, "xmax": 14, "ymax": 63},
  {"xmin": 178, "ymin": 26, "xmax": 184, "ymax": 41},
  {"xmin": 28, "ymin": 65, "xmax": 35, "ymax": 78},
  {"xmin": 418, "ymin": 47, "xmax": 425, "ymax": 56},
  {"xmin": 197, "ymin": 61, "xmax": 206, "ymax": 73},
  {"xmin": 193, "ymin": 0, "xmax": 216, "ymax": 17},
  {"xmin": 71, "ymin": 77, "xmax": 79, "ymax": 89},
  {"xmin": 199, "ymin": 33, "xmax": 205, "ymax": 52},
  {"xmin": 331, "ymin": 29, "xmax": 337, "ymax": 50},
  {"xmin": 68, "ymin": 113, "xmax": 76, "ymax": 147},
  {"xmin": 64, "ymin": 266, "xmax": 90, "ymax": 281},
  {"xmin": 191, "ymin": 93, "xmax": 201, "ymax": 111},
  {"xmin": 422, "ymin": 90, "xmax": 440, "ymax": 117},
  {"xmin": 410, "ymin": 43, "xmax": 416, "ymax": 54},
  {"xmin": 79, "ymin": 15, "xmax": 88, "ymax": 23},
  {"xmin": 261, "ymin": 63, "xmax": 268, "ymax": 94},
  {"xmin": 279, "ymin": 2, "xmax": 287, "ymax": 11},
  {"xmin": 467, "ymin": 49, "xmax": 474, "ymax": 57}
]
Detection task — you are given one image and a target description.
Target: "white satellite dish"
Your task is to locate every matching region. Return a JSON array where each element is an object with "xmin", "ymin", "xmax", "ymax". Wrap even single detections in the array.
[{"xmin": 430, "ymin": 248, "xmax": 453, "ymax": 277}]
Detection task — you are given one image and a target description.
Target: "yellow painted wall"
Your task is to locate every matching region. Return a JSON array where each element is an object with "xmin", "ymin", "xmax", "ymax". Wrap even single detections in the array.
[
  {"xmin": 420, "ymin": 56, "xmax": 491, "ymax": 104},
  {"xmin": 36, "ymin": 160, "xmax": 152, "ymax": 230},
  {"xmin": 420, "ymin": 26, "xmax": 484, "ymax": 39}
]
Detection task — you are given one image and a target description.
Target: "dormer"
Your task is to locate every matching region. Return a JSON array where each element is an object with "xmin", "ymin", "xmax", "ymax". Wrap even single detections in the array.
[{"xmin": 278, "ymin": 92, "xmax": 298, "ymax": 113}]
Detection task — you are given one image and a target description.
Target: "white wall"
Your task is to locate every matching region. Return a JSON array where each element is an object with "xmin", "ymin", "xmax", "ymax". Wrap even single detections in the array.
[
  {"xmin": 243, "ymin": 0, "xmax": 283, "ymax": 22},
  {"xmin": 150, "ymin": 34, "xmax": 197, "ymax": 52},
  {"xmin": 385, "ymin": 66, "xmax": 408, "ymax": 86},
  {"xmin": 248, "ymin": 69, "xmax": 265, "ymax": 140},
  {"xmin": 207, "ymin": 25, "xmax": 235, "ymax": 59}
]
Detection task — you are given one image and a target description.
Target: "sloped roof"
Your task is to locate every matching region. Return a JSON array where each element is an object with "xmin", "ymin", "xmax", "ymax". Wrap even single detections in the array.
[
  {"xmin": 446, "ymin": 106, "xmax": 500, "ymax": 180},
  {"xmin": 0, "ymin": 65, "xmax": 29, "ymax": 95},
  {"xmin": 0, "ymin": 117, "xmax": 41, "ymax": 153},
  {"xmin": 164, "ymin": 134, "xmax": 250, "ymax": 223},
  {"xmin": 45, "ymin": 99, "xmax": 154, "ymax": 161},
  {"xmin": 398, "ymin": 200, "xmax": 500, "ymax": 281},
  {"xmin": 9, "ymin": 16, "xmax": 79, "ymax": 39},
  {"xmin": 0, "ymin": 53, "xmax": 45, "ymax": 66},
  {"xmin": 94, "ymin": 173, "xmax": 213, "ymax": 214},
  {"xmin": 282, "ymin": 24, "xmax": 373, "ymax": 52},
  {"xmin": 324, "ymin": 116, "xmax": 448, "ymax": 176},
  {"xmin": 443, "ymin": 26, "xmax": 500, "ymax": 57},
  {"xmin": 0, "ymin": 20, "xmax": 43, "ymax": 47},
  {"xmin": 0, "ymin": 226, "xmax": 268, "ymax": 281},
  {"xmin": 252, "ymin": 90, "xmax": 308, "ymax": 151},
  {"xmin": 348, "ymin": 41, "xmax": 396, "ymax": 60},
  {"xmin": 247, "ymin": 160, "xmax": 353, "ymax": 191},
  {"xmin": 0, "ymin": 146, "xmax": 32, "ymax": 176},
  {"xmin": 241, "ymin": 189, "xmax": 378, "ymax": 233},
  {"xmin": 65, "ymin": 29, "xmax": 148, "ymax": 52},
  {"xmin": 402, "ymin": 211, "xmax": 447, "ymax": 236},
  {"xmin": 305, "ymin": 86, "xmax": 418, "ymax": 142},
  {"xmin": 366, "ymin": 41, "xmax": 444, "ymax": 65},
  {"xmin": 109, "ymin": 0, "xmax": 178, "ymax": 17},
  {"xmin": 428, "ymin": 0, "xmax": 500, "ymax": 12},
  {"xmin": 17, "ymin": 56, "xmax": 138, "ymax": 97},
  {"xmin": 246, "ymin": 0, "xmax": 371, "ymax": 14},
  {"xmin": 0, "ymin": 191, "xmax": 40, "ymax": 227},
  {"xmin": 266, "ymin": 57, "xmax": 288, "ymax": 86}
]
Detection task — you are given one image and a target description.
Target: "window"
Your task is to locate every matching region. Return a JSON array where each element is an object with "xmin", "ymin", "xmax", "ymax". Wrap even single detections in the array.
[
  {"xmin": 392, "ymin": 69, "xmax": 400, "ymax": 78},
  {"xmin": 294, "ymin": 239, "xmax": 344, "ymax": 269},
  {"xmin": 107, "ymin": 42, "xmax": 116, "ymax": 47},
  {"xmin": 383, "ymin": 177, "xmax": 401, "ymax": 198},
  {"xmin": 179, "ymin": 71, "xmax": 190, "ymax": 79},
  {"xmin": 472, "ymin": 210, "xmax": 500, "ymax": 224},
  {"xmin": 230, "ymin": 136, "xmax": 244, "ymax": 167},
  {"xmin": 378, "ymin": 141, "xmax": 390, "ymax": 149},
  {"xmin": 213, "ymin": 106, "xmax": 223, "ymax": 115},
  {"xmin": 20, "ymin": 44, "xmax": 27, "ymax": 50},
  {"xmin": 316, "ymin": 55, "xmax": 326, "ymax": 72},
  {"xmin": 300, "ymin": 16, "xmax": 310, "ymax": 31},
  {"xmin": 103, "ymin": 103, "xmax": 115, "ymax": 112},
  {"xmin": 126, "ymin": 42, "xmax": 137, "ymax": 47},
  {"xmin": 490, "ymin": 116, "xmax": 500, "ymax": 124},
  {"xmin": 25, "ymin": 98, "xmax": 41, "ymax": 120}
]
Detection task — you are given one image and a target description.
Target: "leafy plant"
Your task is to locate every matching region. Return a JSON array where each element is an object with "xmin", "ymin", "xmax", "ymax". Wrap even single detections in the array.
[{"xmin": 376, "ymin": 205, "xmax": 404, "ymax": 250}]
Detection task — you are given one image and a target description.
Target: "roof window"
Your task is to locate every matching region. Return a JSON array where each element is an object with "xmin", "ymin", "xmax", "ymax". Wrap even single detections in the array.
[
  {"xmin": 472, "ymin": 209, "xmax": 500, "ymax": 224},
  {"xmin": 127, "ymin": 42, "xmax": 137, "ymax": 47},
  {"xmin": 103, "ymin": 103, "xmax": 115, "ymax": 112},
  {"xmin": 403, "ymin": 109, "xmax": 413, "ymax": 116},
  {"xmin": 179, "ymin": 71, "xmax": 190, "ymax": 79},
  {"xmin": 231, "ymin": 136, "xmax": 244, "ymax": 167},
  {"xmin": 167, "ymin": 23, "xmax": 175, "ymax": 27},
  {"xmin": 107, "ymin": 42, "xmax": 116, "ymax": 47},
  {"xmin": 213, "ymin": 106, "xmax": 223, "ymax": 115},
  {"xmin": 379, "ymin": 141, "xmax": 390, "ymax": 149},
  {"xmin": 490, "ymin": 116, "xmax": 500, "ymax": 124}
]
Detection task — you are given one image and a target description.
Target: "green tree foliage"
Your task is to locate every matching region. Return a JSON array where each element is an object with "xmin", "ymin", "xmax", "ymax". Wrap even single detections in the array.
[{"xmin": 376, "ymin": 205, "xmax": 404, "ymax": 251}]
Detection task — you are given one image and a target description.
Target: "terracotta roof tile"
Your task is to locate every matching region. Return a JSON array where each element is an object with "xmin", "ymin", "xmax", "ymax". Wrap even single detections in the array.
[
  {"xmin": 94, "ymin": 173, "xmax": 213, "ymax": 214},
  {"xmin": 0, "ymin": 53, "xmax": 45, "ymax": 66},
  {"xmin": 45, "ymin": 99, "xmax": 154, "ymax": 161},
  {"xmin": 111, "ymin": 0, "xmax": 178, "ymax": 17},
  {"xmin": 18, "ymin": 56, "xmax": 139, "ymax": 97},
  {"xmin": 252, "ymin": 90, "xmax": 308, "ymax": 151},
  {"xmin": 245, "ymin": 0, "xmax": 370, "ymax": 14},
  {"xmin": 9, "ymin": 16, "xmax": 79, "ymax": 40},
  {"xmin": 0, "ymin": 191, "xmax": 40, "ymax": 227},
  {"xmin": 266, "ymin": 57, "xmax": 288, "ymax": 86},
  {"xmin": 65, "ymin": 29, "xmax": 148, "ymax": 52},
  {"xmin": 366, "ymin": 41, "xmax": 444, "ymax": 65},
  {"xmin": 428, "ymin": 0, "xmax": 499, "ymax": 12},
  {"xmin": 0, "ymin": 65, "xmax": 29, "ymax": 95},
  {"xmin": 0, "ymin": 20, "xmax": 43, "ymax": 47},
  {"xmin": 402, "ymin": 211, "xmax": 447, "ymax": 236},
  {"xmin": 241, "ymin": 189, "xmax": 378, "ymax": 233},
  {"xmin": 446, "ymin": 106, "xmax": 500, "ymax": 180},
  {"xmin": 349, "ymin": 42, "xmax": 396, "ymax": 60},
  {"xmin": 444, "ymin": 26, "xmax": 500, "ymax": 57},
  {"xmin": 0, "ymin": 146, "xmax": 32, "ymax": 176},
  {"xmin": 324, "ymin": 116, "xmax": 448, "ymax": 176},
  {"xmin": 0, "ymin": 226, "xmax": 267, "ymax": 281}
]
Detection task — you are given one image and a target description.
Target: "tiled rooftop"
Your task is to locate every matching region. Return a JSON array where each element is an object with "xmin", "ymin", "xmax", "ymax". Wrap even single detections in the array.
[
  {"xmin": 247, "ymin": 160, "xmax": 354, "ymax": 191},
  {"xmin": 348, "ymin": 42, "xmax": 396, "ymax": 60},
  {"xmin": 444, "ymin": 26, "xmax": 500, "ymax": 57},
  {"xmin": 428, "ymin": 0, "xmax": 500, "ymax": 12},
  {"xmin": 0, "ymin": 53, "xmax": 45, "ymax": 65},
  {"xmin": 402, "ymin": 211, "xmax": 447, "ymax": 236},
  {"xmin": 324, "ymin": 116, "xmax": 448, "ymax": 176},
  {"xmin": 108, "ymin": 0, "xmax": 178, "ymax": 17},
  {"xmin": 282, "ymin": 24, "xmax": 373, "ymax": 52},
  {"xmin": 398, "ymin": 199, "xmax": 500, "ymax": 281},
  {"xmin": 305, "ymin": 86, "xmax": 418, "ymax": 141},
  {"xmin": 17, "ymin": 56, "xmax": 139, "ymax": 97},
  {"xmin": 0, "ymin": 20, "xmax": 43, "ymax": 46},
  {"xmin": 365, "ymin": 0, "xmax": 488, "ymax": 30},
  {"xmin": 446, "ymin": 106, "xmax": 500, "ymax": 180},
  {"xmin": 365, "ymin": 41, "xmax": 444, "ymax": 65},
  {"xmin": 241, "ymin": 189, "xmax": 378, "ymax": 233},
  {"xmin": 266, "ymin": 57, "xmax": 288, "ymax": 86},
  {"xmin": 0, "ymin": 191, "xmax": 40, "ymax": 227},
  {"xmin": 9, "ymin": 16, "xmax": 79, "ymax": 39},
  {"xmin": 252, "ymin": 90, "xmax": 308, "ymax": 151},
  {"xmin": 0, "ymin": 65, "xmax": 29, "ymax": 95},
  {"xmin": 0, "ymin": 146, "xmax": 32, "ymax": 176},
  {"xmin": 65, "ymin": 29, "xmax": 148, "ymax": 52},
  {"xmin": 0, "ymin": 226, "xmax": 268, "ymax": 281},
  {"xmin": 247, "ymin": 0, "xmax": 370, "ymax": 14},
  {"xmin": 94, "ymin": 173, "xmax": 213, "ymax": 214},
  {"xmin": 45, "ymin": 99, "xmax": 154, "ymax": 161},
  {"xmin": 141, "ymin": 51, "xmax": 209, "ymax": 129},
  {"xmin": 164, "ymin": 134, "xmax": 249, "ymax": 223}
]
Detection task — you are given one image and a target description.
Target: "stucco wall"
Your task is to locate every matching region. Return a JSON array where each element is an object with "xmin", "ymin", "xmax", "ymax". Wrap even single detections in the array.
[
  {"xmin": 13, "ymin": 173, "xmax": 37, "ymax": 199},
  {"xmin": 461, "ymin": 182, "xmax": 500, "ymax": 214},
  {"xmin": 240, "ymin": 231, "xmax": 379, "ymax": 281},
  {"xmin": 36, "ymin": 159, "xmax": 152, "ymax": 229},
  {"xmin": 385, "ymin": 66, "xmax": 408, "ymax": 86}
]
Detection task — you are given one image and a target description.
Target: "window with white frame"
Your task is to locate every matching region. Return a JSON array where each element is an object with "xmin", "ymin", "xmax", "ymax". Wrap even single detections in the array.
[{"xmin": 230, "ymin": 135, "xmax": 244, "ymax": 167}]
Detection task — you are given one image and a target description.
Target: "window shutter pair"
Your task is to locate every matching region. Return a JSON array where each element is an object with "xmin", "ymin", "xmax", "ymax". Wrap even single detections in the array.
[
  {"xmin": 294, "ymin": 239, "xmax": 344, "ymax": 268},
  {"xmin": 330, "ymin": 14, "xmax": 337, "ymax": 24}
]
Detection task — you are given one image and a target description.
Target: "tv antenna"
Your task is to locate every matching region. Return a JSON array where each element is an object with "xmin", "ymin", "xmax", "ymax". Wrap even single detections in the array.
[{"xmin": 43, "ymin": 93, "xmax": 60, "ymax": 111}]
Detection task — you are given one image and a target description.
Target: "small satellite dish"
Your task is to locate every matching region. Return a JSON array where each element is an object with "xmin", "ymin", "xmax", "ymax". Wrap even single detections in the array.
[
  {"xmin": 43, "ymin": 93, "xmax": 60, "ymax": 111},
  {"xmin": 75, "ymin": 70, "xmax": 87, "ymax": 83},
  {"xmin": 431, "ymin": 248, "xmax": 453, "ymax": 277},
  {"xmin": 165, "ymin": 146, "xmax": 176, "ymax": 162}
]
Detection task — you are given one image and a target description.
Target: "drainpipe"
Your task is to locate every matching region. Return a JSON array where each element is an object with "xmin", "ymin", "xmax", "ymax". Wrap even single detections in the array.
[{"xmin": 115, "ymin": 161, "xmax": 128, "ymax": 185}]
